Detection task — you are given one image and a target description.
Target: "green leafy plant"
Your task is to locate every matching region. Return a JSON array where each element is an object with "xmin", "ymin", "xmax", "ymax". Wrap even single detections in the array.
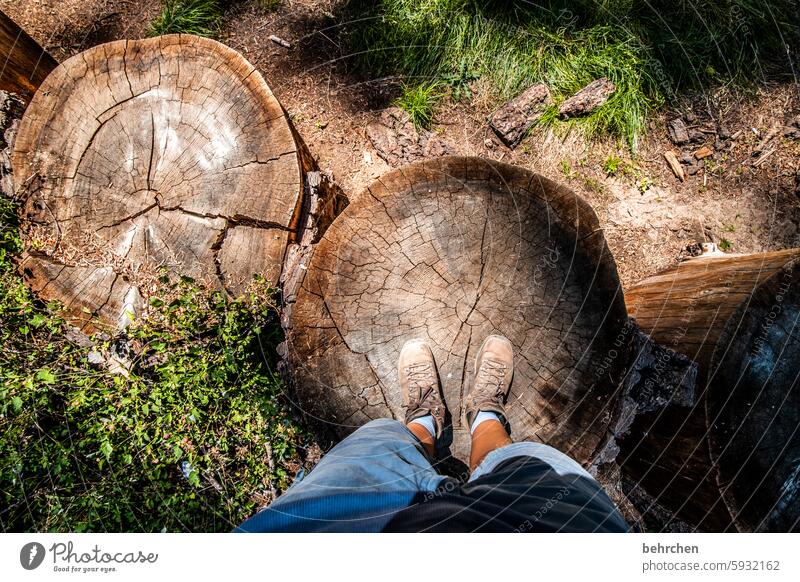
[
  {"xmin": 149, "ymin": 0, "xmax": 222, "ymax": 38},
  {"xmin": 394, "ymin": 82, "xmax": 444, "ymax": 129},
  {"xmin": 441, "ymin": 59, "xmax": 481, "ymax": 102},
  {"xmin": 1, "ymin": 191, "xmax": 313, "ymax": 532},
  {"xmin": 603, "ymin": 155, "xmax": 622, "ymax": 176},
  {"xmin": 719, "ymin": 238, "xmax": 733, "ymax": 251}
]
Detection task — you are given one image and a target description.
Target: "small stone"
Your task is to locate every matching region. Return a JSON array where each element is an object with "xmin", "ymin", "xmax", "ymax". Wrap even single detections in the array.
[
  {"xmin": 717, "ymin": 124, "xmax": 731, "ymax": 140},
  {"xmin": 679, "ymin": 153, "xmax": 694, "ymax": 165},
  {"xmin": 484, "ymin": 138, "xmax": 495, "ymax": 149},
  {"xmin": 688, "ymin": 128, "xmax": 706, "ymax": 143}
]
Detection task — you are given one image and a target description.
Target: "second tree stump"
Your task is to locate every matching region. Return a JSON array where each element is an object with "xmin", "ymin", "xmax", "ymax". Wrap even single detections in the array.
[{"xmin": 286, "ymin": 157, "xmax": 629, "ymax": 464}]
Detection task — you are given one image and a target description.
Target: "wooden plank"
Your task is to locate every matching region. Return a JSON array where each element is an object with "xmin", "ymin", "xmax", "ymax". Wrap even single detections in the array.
[{"xmin": 0, "ymin": 10, "xmax": 57, "ymax": 101}]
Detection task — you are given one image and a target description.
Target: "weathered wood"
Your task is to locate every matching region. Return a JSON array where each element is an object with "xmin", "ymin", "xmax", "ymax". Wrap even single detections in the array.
[
  {"xmin": 488, "ymin": 83, "xmax": 550, "ymax": 147},
  {"xmin": 285, "ymin": 156, "xmax": 629, "ymax": 465},
  {"xmin": 366, "ymin": 107, "xmax": 453, "ymax": 167},
  {"xmin": 559, "ymin": 78, "xmax": 615, "ymax": 119},
  {"xmin": 0, "ymin": 10, "xmax": 57, "ymax": 102},
  {"xmin": 620, "ymin": 249, "xmax": 800, "ymax": 530},
  {"xmin": 707, "ymin": 258, "xmax": 800, "ymax": 531},
  {"xmin": 12, "ymin": 34, "xmax": 304, "ymax": 330}
]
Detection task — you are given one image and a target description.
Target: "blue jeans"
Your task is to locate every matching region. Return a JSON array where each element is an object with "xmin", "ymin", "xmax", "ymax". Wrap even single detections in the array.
[
  {"xmin": 271, "ymin": 418, "xmax": 597, "ymax": 506},
  {"xmin": 235, "ymin": 418, "xmax": 628, "ymax": 532}
]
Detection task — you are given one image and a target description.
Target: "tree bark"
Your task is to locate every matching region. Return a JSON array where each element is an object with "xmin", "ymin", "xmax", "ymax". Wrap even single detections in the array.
[
  {"xmin": 285, "ymin": 156, "xmax": 630, "ymax": 466},
  {"xmin": 619, "ymin": 249, "xmax": 800, "ymax": 531},
  {"xmin": 0, "ymin": 10, "xmax": 57, "ymax": 102},
  {"xmin": 12, "ymin": 35, "xmax": 305, "ymax": 331}
]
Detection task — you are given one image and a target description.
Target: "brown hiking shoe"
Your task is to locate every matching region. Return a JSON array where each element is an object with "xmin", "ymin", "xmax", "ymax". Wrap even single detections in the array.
[
  {"xmin": 464, "ymin": 335, "xmax": 514, "ymax": 428},
  {"xmin": 398, "ymin": 339, "xmax": 445, "ymax": 438}
]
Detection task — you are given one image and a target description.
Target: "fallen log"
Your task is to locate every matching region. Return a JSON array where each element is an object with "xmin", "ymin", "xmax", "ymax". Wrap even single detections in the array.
[
  {"xmin": 284, "ymin": 156, "xmax": 630, "ymax": 465},
  {"xmin": 707, "ymin": 258, "xmax": 800, "ymax": 531},
  {"xmin": 0, "ymin": 10, "xmax": 57, "ymax": 102},
  {"xmin": 619, "ymin": 249, "xmax": 800, "ymax": 530},
  {"xmin": 12, "ymin": 35, "xmax": 307, "ymax": 331}
]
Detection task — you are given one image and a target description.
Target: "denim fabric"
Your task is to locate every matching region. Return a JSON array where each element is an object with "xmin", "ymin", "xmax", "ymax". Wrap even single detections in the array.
[
  {"xmin": 236, "ymin": 418, "xmax": 627, "ymax": 532},
  {"xmin": 269, "ymin": 418, "xmax": 448, "ymax": 509}
]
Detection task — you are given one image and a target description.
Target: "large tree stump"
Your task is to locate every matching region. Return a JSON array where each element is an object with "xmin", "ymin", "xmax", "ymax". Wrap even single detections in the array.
[
  {"xmin": 12, "ymin": 35, "xmax": 304, "ymax": 330},
  {"xmin": 707, "ymin": 258, "xmax": 800, "ymax": 531},
  {"xmin": 620, "ymin": 249, "xmax": 800, "ymax": 530},
  {"xmin": 0, "ymin": 10, "xmax": 57, "ymax": 102},
  {"xmin": 285, "ymin": 156, "xmax": 629, "ymax": 464}
]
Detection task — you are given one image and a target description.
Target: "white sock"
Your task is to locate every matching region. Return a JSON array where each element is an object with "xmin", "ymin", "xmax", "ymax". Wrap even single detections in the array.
[
  {"xmin": 470, "ymin": 410, "xmax": 501, "ymax": 434},
  {"xmin": 409, "ymin": 414, "xmax": 436, "ymax": 438}
]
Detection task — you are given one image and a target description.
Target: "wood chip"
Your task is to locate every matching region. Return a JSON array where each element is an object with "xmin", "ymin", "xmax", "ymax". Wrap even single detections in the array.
[
  {"xmin": 269, "ymin": 35, "xmax": 291, "ymax": 48},
  {"xmin": 694, "ymin": 146, "xmax": 713, "ymax": 160},
  {"xmin": 664, "ymin": 151, "xmax": 686, "ymax": 181}
]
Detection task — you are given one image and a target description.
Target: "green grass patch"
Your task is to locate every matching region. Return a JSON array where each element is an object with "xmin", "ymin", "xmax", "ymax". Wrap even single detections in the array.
[
  {"xmin": 0, "ymin": 195, "xmax": 312, "ymax": 532},
  {"xmin": 149, "ymin": 0, "xmax": 222, "ymax": 37},
  {"xmin": 394, "ymin": 82, "xmax": 444, "ymax": 129},
  {"xmin": 344, "ymin": 0, "xmax": 798, "ymax": 150}
]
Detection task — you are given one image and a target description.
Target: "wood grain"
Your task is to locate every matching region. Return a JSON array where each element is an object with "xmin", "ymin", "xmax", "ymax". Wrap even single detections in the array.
[
  {"xmin": 287, "ymin": 156, "xmax": 629, "ymax": 464},
  {"xmin": 12, "ymin": 34, "xmax": 302, "ymax": 330}
]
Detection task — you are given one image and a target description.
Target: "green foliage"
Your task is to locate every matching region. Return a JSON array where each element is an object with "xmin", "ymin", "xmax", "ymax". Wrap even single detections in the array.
[
  {"xmin": 394, "ymin": 82, "xmax": 444, "ymax": 129},
  {"xmin": 345, "ymin": 0, "xmax": 798, "ymax": 150},
  {"xmin": 719, "ymin": 238, "xmax": 733, "ymax": 251},
  {"xmin": 603, "ymin": 155, "xmax": 622, "ymax": 176},
  {"xmin": 1, "ymin": 195, "xmax": 310, "ymax": 532},
  {"xmin": 149, "ymin": 0, "xmax": 222, "ymax": 38}
]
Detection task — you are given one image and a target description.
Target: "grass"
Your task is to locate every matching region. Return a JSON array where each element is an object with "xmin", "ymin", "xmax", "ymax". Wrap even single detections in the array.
[
  {"xmin": 344, "ymin": 0, "xmax": 798, "ymax": 150},
  {"xmin": 0, "ymin": 193, "xmax": 312, "ymax": 532},
  {"xmin": 394, "ymin": 82, "xmax": 444, "ymax": 129},
  {"xmin": 149, "ymin": 0, "xmax": 222, "ymax": 37}
]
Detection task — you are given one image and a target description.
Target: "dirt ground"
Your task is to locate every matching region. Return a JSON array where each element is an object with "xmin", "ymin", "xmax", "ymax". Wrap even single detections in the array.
[{"xmin": 5, "ymin": 0, "xmax": 800, "ymax": 287}]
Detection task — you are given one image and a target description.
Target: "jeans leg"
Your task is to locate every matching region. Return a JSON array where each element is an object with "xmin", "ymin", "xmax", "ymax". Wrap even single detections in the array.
[
  {"xmin": 468, "ymin": 442, "xmax": 592, "ymax": 482},
  {"xmin": 270, "ymin": 418, "xmax": 448, "ymax": 509}
]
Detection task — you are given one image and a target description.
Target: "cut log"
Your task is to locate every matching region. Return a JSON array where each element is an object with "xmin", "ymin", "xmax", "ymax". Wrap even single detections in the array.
[
  {"xmin": 707, "ymin": 258, "xmax": 800, "ymax": 531},
  {"xmin": 619, "ymin": 249, "xmax": 800, "ymax": 530},
  {"xmin": 12, "ymin": 35, "xmax": 305, "ymax": 330},
  {"xmin": 0, "ymin": 10, "xmax": 57, "ymax": 102},
  {"xmin": 285, "ymin": 156, "xmax": 629, "ymax": 465}
]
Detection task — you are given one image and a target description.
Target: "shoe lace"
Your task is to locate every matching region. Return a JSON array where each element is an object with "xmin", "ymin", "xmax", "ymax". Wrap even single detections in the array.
[
  {"xmin": 405, "ymin": 362, "xmax": 436, "ymax": 398},
  {"xmin": 476, "ymin": 359, "xmax": 507, "ymax": 393}
]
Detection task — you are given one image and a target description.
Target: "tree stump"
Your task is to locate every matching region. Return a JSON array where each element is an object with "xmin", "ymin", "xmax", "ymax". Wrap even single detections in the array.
[
  {"xmin": 12, "ymin": 35, "xmax": 304, "ymax": 330},
  {"xmin": 285, "ymin": 156, "xmax": 629, "ymax": 464},
  {"xmin": 707, "ymin": 258, "xmax": 800, "ymax": 531},
  {"xmin": 620, "ymin": 249, "xmax": 800, "ymax": 530}
]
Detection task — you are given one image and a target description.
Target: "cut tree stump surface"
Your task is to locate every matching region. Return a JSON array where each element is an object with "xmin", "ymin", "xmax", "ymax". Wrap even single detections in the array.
[
  {"xmin": 287, "ymin": 156, "xmax": 629, "ymax": 464},
  {"xmin": 12, "ymin": 34, "xmax": 302, "ymax": 329},
  {"xmin": 707, "ymin": 258, "xmax": 800, "ymax": 532}
]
